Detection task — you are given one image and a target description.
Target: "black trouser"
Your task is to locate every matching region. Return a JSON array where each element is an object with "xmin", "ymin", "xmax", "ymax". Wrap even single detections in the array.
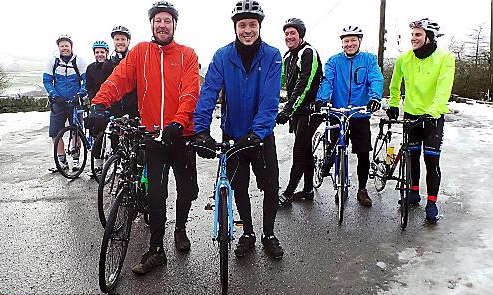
[
  {"xmin": 284, "ymin": 114, "xmax": 323, "ymax": 195},
  {"xmin": 405, "ymin": 113, "xmax": 444, "ymax": 199},
  {"xmin": 327, "ymin": 117, "xmax": 372, "ymax": 189},
  {"xmin": 146, "ymin": 137, "xmax": 198, "ymax": 248},
  {"xmin": 225, "ymin": 133, "xmax": 279, "ymax": 237}
]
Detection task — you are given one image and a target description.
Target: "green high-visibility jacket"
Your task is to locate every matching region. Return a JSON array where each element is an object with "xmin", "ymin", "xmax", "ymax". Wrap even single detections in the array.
[{"xmin": 389, "ymin": 47, "xmax": 455, "ymax": 118}]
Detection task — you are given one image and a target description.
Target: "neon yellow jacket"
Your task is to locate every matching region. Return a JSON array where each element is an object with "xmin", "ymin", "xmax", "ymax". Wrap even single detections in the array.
[{"xmin": 389, "ymin": 47, "xmax": 455, "ymax": 117}]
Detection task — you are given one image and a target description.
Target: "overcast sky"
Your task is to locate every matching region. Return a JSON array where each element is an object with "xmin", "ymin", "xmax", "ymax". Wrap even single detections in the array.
[{"xmin": 0, "ymin": 0, "xmax": 490, "ymax": 67}]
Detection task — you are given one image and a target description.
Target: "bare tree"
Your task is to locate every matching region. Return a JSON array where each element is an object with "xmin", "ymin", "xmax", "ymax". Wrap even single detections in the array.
[{"xmin": 0, "ymin": 65, "xmax": 11, "ymax": 94}]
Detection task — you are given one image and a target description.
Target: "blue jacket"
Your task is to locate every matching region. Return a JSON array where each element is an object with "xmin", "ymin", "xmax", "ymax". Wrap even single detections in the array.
[
  {"xmin": 43, "ymin": 54, "xmax": 87, "ymax": 101},
  {"xmin": 194, "ymin": 41, "xmax": 282, "ymax": 140},
  {"xmin": 316, "ymin": 51, "xmax": 383, "ymax": 118}
]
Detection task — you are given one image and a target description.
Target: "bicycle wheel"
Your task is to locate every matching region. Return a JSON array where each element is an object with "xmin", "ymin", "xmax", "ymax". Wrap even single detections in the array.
[
  {"xmin": 312, "ymin": 131, "xmax": 325, "ymax": 188},
  {"xmin": 99, "ymin": 187, "xmax": 134, "ymax": 293},
  {"xmin": 399, "ymin": 151, "xmax": 411, "ymax": 229},
  {"xmin": 98, "ymin": 154, "xmax": 123, "ymax": 228},
  {"xmin": 53, "ymin": 126, "xmax": 88, "ymax": 179},
  {"xmin": 371, "ymin": 135, "xmax": 388, "ymax": 192},
  {"xmin": 91, "ymin": 132, "xmax": 112, "ymax": 183},
  {"xmin": 218, "ymin": 187, "xmax": 229, "ymax": 295},
  {"xmin": 337, "ymin": 148, "xmax": 347, "ymax": 225}
]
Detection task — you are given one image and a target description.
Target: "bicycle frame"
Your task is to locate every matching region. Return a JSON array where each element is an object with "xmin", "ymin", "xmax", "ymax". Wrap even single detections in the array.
[
  {"xmin": 320, "ymin": 106, "xmax": 367, "ymax": 191},
  {"xmin": 213, "ymin": 147, "xmax": 235, "ymax": 241}
]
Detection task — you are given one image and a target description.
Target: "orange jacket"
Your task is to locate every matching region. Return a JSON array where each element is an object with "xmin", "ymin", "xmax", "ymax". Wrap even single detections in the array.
[{"xmin": 92, "ymin": 40, "xmax": 200, "ymax": 136}]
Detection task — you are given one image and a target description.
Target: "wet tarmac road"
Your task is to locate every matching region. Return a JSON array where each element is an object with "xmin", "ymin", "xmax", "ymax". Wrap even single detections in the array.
[{"xmin": 0, "ymin": 101, "xmax": 492, "ymax": 294}]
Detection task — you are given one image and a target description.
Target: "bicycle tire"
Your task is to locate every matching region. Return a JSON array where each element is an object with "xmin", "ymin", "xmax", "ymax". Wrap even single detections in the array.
[
  {"xmin": 98, "ymin": 154, "xmax": 123, "ymax": 228},
  {"xmin": 399, "ymin": 151, "xmax": 411, "ymax": 229},
  {"xmin": 91, "ymin": 132, "xmax": 112, "ymax": 183},
  {"xmin": 337, "ymin": 147, "xmax": 347, "ymax": 225},
  {"xmin": 99, "ymin": 187, "xmax": 134, "ymax": 293},
  {"xmin": 372, "ymin": 135, "xmax": 388, "ymax": 192},
  {"xmin": 53, "ymin": 126, "xmax": 88, "ymax": 179},
  {"xmin": 312, "ymin": 131, "xmax": 325, "ymax": 188},
  {"xmin": 218, "ymin": 187, "xmax": 229, "ymax": 295}
]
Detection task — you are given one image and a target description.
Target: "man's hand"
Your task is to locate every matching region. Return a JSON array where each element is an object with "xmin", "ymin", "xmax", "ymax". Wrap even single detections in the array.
[
  {"xmin": 386, "ymin": 106, "xmax": 399, "ymax": 120},
  {"xmin": 235, "ymin": 132, "xmax": 261, "ymax": 150},
  {"xmin": 85, "ymin": 104, "xmax": 109, "ymax": 134},
  {"xmin": 194, "ymin": 131, "xmax": 216, "ymax": 159},
  {"xmin": 367, "ymin": 98, "xmax": 381, "ymax": 113},
  {"xmin": 50, "ymin": 96, "xmax": 66, "ymax": 104},
  {"xmin": 162, "ymin": 122, "xmax": 183, "ymax": 147},
  {"xmin": 311, "ymin": 100, "xmax": 325, "ymax": 113}
]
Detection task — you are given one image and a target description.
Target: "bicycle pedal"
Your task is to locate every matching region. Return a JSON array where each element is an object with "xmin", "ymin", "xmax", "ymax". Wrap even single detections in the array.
[{"xmin": 204, "ymin": 203, "xmax": 214, "ymax": 210}]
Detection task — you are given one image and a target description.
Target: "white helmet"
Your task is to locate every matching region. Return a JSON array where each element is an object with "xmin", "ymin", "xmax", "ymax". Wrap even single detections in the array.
[
  {"xmin": 340, "ymin": 26, "xmax": 363, "ymax": 39},
  {"xmin": 231, "ymin": 0, "xmax": 265, "ymax": 23},
  {"xmin": 409, "ymin": 18, "xmax": 442, "ymax": 37}
]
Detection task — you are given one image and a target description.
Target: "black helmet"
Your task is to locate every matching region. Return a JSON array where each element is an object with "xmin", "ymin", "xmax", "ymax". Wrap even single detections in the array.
[
  {"xmin": 148, "ymin": 1, "xmax": 179, "ymax": 22},
  {"xmin": 283, "ymin": 18, "xmax": 306, "ymax": 38},
  {"xmin": 56, "ymin": 34, "xmax": 73, "ymax": 46},
  {"xmin": 111, "ymin": 25, "xmax": 131, "ymax": 39},
  {"xmin": 231, "ymin": 0, "xmax": 265, "ymax": 23}
]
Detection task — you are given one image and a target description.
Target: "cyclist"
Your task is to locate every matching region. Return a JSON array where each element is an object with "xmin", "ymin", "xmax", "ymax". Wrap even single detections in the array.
[
  {"xmin": 276, "ymin": 17, "xmax": 323, "ymax": 206},
  {"xmin": 86, "ymin": 41, "xmax": 109, "ymax": 101},
  {"xmin": 86, "ymin": 1, "xmax": 200, "ymax": 274},
  {"xmin": 102, "ymin": 25, "xmax": 139, "ymax": 119},
  {"xmin": 387, "ymin": 18, "xmax": 455, "ymax": 222},
  {"xmin": 43, "ymin": 34, "xmax": 88, "ymax": 171},
  {"xmin": 315, "ymin": 25, "xmax": 383, "ymax": 207},
  {"xmin": 194, "ymin": 0, "xmax": 284, "ymax": 259}
]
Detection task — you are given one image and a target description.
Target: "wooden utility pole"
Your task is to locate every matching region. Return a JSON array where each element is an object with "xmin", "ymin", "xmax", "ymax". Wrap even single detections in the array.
[
  {"xmin": 489, "ymin": 0, "xmax": 493, "ymax": 100},
  {"xmin": 377, "ymin": 0, "xmax": 387, "ymax": 72}
]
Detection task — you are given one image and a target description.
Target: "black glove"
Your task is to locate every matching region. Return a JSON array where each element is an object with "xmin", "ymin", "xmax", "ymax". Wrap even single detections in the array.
[
  {"xmin": 194, "ymin": 131, "xmax": 216, "ymax": 159},
  {"xmin": 367, "ymin": 98, "xmax": 381, "ymax": 113},
  {"xmin": 162, "ymin": 122, "xmax": 183, "ymax": 147},
  {"xmin": 49, "ymin": 96, "xmax": 65, "ymax": 104},
  {"xmin": 85, "ymin": 104, "xmax": 109, "ymax": 134},
  {"xmin": 311, "ymin": 100, "xmax": 325, "ymax": 113},
  {"xmin": 235, "ymin": 132, "xmax": 261, "ymax": 150},
  {"xmin": 386, "ymin": 106, "xmax": 399, "ymax": 120}
]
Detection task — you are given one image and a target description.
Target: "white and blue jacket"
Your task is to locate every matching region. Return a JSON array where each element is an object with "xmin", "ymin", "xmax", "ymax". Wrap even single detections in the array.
[
  {"xmin": 194, "ymin": 41, "xmax": 282, "ymax": 140},
  {"xmin": 43, "ymin": 54, "xmax": 87, "ymax": 101},
  {"xmin": 316, "ymin": 51, "xmax": 383, "ymax": 118}
]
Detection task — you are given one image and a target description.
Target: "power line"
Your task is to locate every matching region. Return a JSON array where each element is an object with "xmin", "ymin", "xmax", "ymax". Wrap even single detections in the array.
[{"xmin": 307, "ymin": 0, "xmax": 344, "ymax": 34}]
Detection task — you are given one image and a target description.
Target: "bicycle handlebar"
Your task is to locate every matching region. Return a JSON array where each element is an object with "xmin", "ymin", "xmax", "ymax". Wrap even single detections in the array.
[{"xmin": 190, "ymin": 140, "xmax": 263, "ymax": 159}]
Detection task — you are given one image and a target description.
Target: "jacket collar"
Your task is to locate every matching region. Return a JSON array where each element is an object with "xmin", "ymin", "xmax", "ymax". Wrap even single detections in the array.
[{"xmin": 229, "ymin": 41, "xmax": 264, "ymax": 72}]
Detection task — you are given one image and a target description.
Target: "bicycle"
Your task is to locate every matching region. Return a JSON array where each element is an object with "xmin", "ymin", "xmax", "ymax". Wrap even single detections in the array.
[
  {"xmin": 193, "ymin": 140, "xmax": 259, "ymax": 295},
  {"xmin": 312, "ymin": 105, "xmax": 367, "ymax": 224},
  {"xmin": 98, "ymin": 121, "xmax": 158, "ymax": 293},
  {"xmin": 97, "ymin": 116, "xmax": 153, "ymax": 228},
  {"xmin": 52, "ymin": 96, "xmax": 94, "ymax": 179},
  {"xmin": 370, "ymin": 116, "xmax": 426, "ymax": 229}
]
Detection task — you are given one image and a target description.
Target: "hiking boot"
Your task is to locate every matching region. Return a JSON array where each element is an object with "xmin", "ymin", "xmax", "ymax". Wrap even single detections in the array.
[
  {"xmin": 278, "ymin": 192, "xmax": 294, "ymax": 207},
  {"xmin": 357, "ymin": 188, "xmax": 372, "ymax": 207},
  {"xmin": 425, "ymin": 201, "xmax": 439, "ymax": 222},
  {"xmin": 174, "ymin": 227, "xmax": 191, "ymax": 251},
  {"xmin": 261, "ymin": 235, "xmax": 284, "ymax": 259},
  {"xmin": 234, "ymin": 233, "xmax": 256, "ymax": 258},
  {"xmin": 293, "ymin": 189, "xmax": 314, "ymax": 200},
  {"xmin": 131, "ymin": 247, "xmax": 167, "ymax": 274}
]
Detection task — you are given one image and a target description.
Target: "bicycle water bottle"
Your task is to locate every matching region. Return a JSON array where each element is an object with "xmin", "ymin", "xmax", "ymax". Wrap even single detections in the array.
[
  {"xmin": 87, "ymin": 134, "xmax": 93, "ymax": 150},
  {"xmin": 386, "ymin": 145, "xmax": 395, "ymax": 165},
  {"xmin": 141, "ymin": 165, "xmax": 149, "ymax": 191}
]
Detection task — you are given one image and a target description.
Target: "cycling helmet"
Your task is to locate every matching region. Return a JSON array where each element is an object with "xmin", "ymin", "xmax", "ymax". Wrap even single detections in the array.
[
  {"xmin": 231, "ymin": 0, "xmax": 265, "ymax": 23},
  {"xmin": 111, "ymin": 25, "xmax": 131, "ymax": 39},
  {"xmin": 339, "ymin": 26, "xmax": 363, "ymax": 39},
  {"xmin": 92, "ymin": 40, "xmax": 109, "ymax": 51},
  {"xmin": 148, "ymin": 1, "xmax": 179, "ymax": 22},
  {"xmin": 283, "ymin": 18, "xmax": 306, "ymax": 38},
  {"xmin": 56, "ymin": 34, "xmax": 73, "ymax": 46},
  {"xmin": 409, "ymin": 18, "xmax": 442, "ymax": 37}
]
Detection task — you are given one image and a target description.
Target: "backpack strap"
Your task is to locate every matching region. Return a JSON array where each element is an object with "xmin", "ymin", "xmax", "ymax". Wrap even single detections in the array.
[{"xmin": 52, "ymin": 56, "xmax": 82, "ymax": 88}]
